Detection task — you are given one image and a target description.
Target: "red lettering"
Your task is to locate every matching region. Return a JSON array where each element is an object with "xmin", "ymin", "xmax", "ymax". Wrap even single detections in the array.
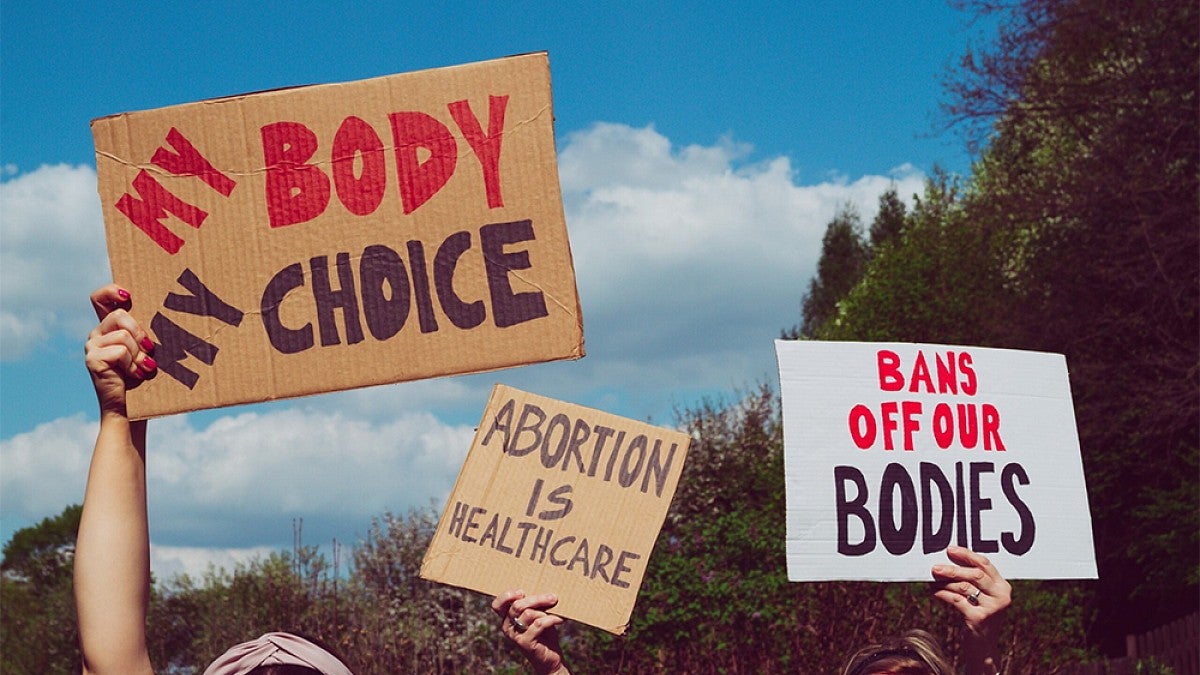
[
  {"xmin": 958, "ymin": 404, "xmax": 979, "ymax": 448},
  {"xmin": 389, "ymin": 111, "xmax": 456, "ymax": 214},
  {"xmin": 332, "ymin": 116, "xmax": 386, "ymax": 216},
  {"xmin": 448, "ymin": 95, "xmax": 508, "ymax": 209},
  {"xmin": 115, "ymin": 170, "xmax": 207, "ymax": 255},
  {"xmin": 935, "ymin": 351, "xmax": 958, "ymax": 394},
  {"xmin": 262, "ymin": 121, "xmax": 331, "ymax": 228},
  {"xmin": 848, "ymin": 404, "xmax": 876, "ymax": 449},
  {"xmin": 909, "ymin": 351, "xmax": 934, "ymax": 393},
  {"xmin": 901, "ymin": 401, "xmax": 922, "ymax": 450},
  {"xmin": 881, "ymin": 401, "xmax": 899, "ymax": 450},
  {"xmin": 877, "ymin": 350, "xmax": 903, "ymax": 391},
  {"xmin": 933, "ymin": 403, "xmax": 954, "ymax": 449},
  {"xmin": 151, "ymin": 128, "xmax": 236, "ymax": 196},
  {"xmin": 982, "ymin": 404, "xmax": 1005, "ymax": 450},
  {"xmin": 959, "ymin": 352, "xmax": 978, "ymax": 395}
]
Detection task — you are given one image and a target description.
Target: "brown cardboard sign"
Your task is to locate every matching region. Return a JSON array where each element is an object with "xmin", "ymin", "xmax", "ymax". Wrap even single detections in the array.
[
  {"xmin": 421, "ymin": 384, "xmax": 690, "ymax": 634},
  {"xmin": 92, "ymin": 53, "xmax": 583, "ymax": 419}
]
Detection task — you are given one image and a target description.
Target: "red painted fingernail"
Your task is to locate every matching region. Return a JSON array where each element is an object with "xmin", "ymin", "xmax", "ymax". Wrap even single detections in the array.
[
  {"xmin": 141, "ymin": 337, "xmax": 154, "ymax": 351},
  {"xmin": 142, "ymin": 357, "xmax": 157, "ymax": 371},
  {"xmin": 118, "ymin": 288, "xmax": 131, "ymax": 300}
]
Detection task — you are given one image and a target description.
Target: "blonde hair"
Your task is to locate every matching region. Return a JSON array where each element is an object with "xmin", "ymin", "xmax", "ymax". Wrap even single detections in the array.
[{"xmin": 840, "ymin": 630, "xmax": 954, "ymax": 675}]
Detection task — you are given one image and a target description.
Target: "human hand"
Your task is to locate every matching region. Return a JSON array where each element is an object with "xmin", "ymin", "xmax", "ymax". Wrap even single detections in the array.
[
  {"xmin": 85, "ymin": 285, "xmax": 157, "ymax": 416},
  {"xmin": 930, "ymin": 545, "xmax": 1012, "ymax": 636},
  {"xmin": 492, "ymin": 589, "xmax": 570, "ymax": 675},
  {"xmin": 931, "ymin": 546, "xmax": 1011, "ymax": 675}
]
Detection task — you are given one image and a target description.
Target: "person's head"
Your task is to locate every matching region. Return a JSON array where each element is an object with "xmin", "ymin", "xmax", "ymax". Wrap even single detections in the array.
[
  {"xmin": 840, "ymin": 630, "xmax": 953, "ymax": 675},
  {"xmin": 203, "ymin": 632, "xmax": 352, "ymax": 675}
]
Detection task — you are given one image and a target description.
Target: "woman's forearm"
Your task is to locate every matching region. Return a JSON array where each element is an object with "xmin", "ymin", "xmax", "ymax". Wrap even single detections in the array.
[{"xmin": 74, "ymin": 415, "xmax": 154, "ymax": 675}]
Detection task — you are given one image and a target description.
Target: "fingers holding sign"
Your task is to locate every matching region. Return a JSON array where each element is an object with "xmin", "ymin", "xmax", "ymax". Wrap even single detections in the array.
[
  {"xmin": 931, "ymin": 546, "xmax": 1012, "ymax": 634},
  {"xmin": 86, "ymin": 285, "xmax": 157, "ymax": 415},
  {"xmin": 492, "ymin": 589, "xmax": 570, "ymax": 675}
]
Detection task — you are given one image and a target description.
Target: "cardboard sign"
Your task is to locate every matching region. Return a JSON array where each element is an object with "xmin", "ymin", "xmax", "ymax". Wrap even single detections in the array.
[
  {"xmin": 775, "ymin": 340, "xmax": 1097, "ymax": 581},
  {"xmin": 421, "ymin": 384, "xmax": 690, "ymax": 634},
  {"xmin": 92, "ymin": 53, "xmax": 583, "ymax": 419}
]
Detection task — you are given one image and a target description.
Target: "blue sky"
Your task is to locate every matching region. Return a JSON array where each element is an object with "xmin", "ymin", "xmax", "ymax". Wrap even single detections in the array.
[{"xmin": 1, "ymin": 2, "xmax": 995, "ymax": 578}]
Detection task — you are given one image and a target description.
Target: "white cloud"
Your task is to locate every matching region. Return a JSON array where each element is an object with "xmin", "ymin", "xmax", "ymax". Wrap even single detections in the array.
[
  {"xmin": 149, "ymin": 544, "xmax": 279, "ymax": 582},
  {"xmin": 550, "ymin": 123, "xmax": 926, "ymax": 403},
  {"xmin": 0, "ymin": 164, "xmax": 109, "ymax": 360},
  {"xmin": 0, "ymin": 124, "xmax": 930, "ymax": 579},
  {"xmin": 0, "ymin": 409, "xmax": 474, "ymax": 555}
]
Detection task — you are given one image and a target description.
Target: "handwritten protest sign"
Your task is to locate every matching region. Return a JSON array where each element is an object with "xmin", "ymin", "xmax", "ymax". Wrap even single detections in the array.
[
  {"xmin": 421, "ymin": 384, "xmax": 690, "ymax": 634},
  {"xmin": 775, "ymin": 340, "xmax": 1097, "ymax": 581},
  {"xmin": 92, "ymin": 53, "xmax": 583, "ymax": 419}
]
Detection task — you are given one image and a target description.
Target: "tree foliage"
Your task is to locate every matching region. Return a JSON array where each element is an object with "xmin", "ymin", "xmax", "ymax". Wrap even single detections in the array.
[
  {"xmin": 0, "ymin": 504, "xmax": 82, "ymax": 675},
  {"xmin": 795, "ymin": 205, "xmax": 869, "ymax": 338},
  {"xmin": 801, "ymin": 0, "xmax": 1198, "ymax": 654}
]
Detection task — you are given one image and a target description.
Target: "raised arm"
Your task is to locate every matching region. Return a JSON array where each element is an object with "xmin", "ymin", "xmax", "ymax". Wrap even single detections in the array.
[
  {"xmin": 931, "ymin": 546, "xmax": 1012, "ymax": 675},
  {"xmin": 75, "ymin": 285, "xmax": 157, "ymax": 675},
  {"xmin": 492, "ymin": 589, "xmax": 571, "ymax": 675}
]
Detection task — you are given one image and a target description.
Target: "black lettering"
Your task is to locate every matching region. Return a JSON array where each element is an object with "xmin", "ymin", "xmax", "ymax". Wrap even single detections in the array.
[
  {"xmin": 604, "ymin": 430, "xmax": 626, "ymax": 481},
  {"xmin": 447, "ymin": 501, "xmax": 467, "ymax": 537},
  {"xmin": 879, "ymin": 463, "xmax": 917, "ymax": 555},
  {"xmin": 590, "ymin": 544, "xmax": 614, "ymax": 583},
  {"xmin": 509, "ymin": 403, "xmax": 546, "ymax": 457},
  {"xmin": 1000, "ymin": 463, "xmax": 1036, "ymax": 555},
  {"xmin": 642, "ymin": 440, "xmax": 677, "ymax": 498},
  {"xmin": 494, "ymin": 515, "xmax": 515, "ymax": 554},
  {"xmin": 164, "ymin": 268, "xmax": 243, "ymax": 325},
  {"xmin": 955, "ymin": 462, "xmax": 969, "ymax": 547},
  {"xmin": 434, "ymin": 230, "xmax": 484, "ymax": 329},
  {"xmin": 310, "ymin": 252, "xmax": 364, "ymax": 346},
  {"xmin": 970, "ymin": 462, "xmax": 999, "ymax": 554},
  {"xmin": 359, "ymin": 244, "xmax": 410, "ymax": 340},
  {"xmin": 611, "ymin": 550, "xmax": 641, "ymax": 589},
  {"xmin": 539, "ymin": 484, "xmax": 574, "ymax": 521},
  {"xmin": 561, "ymin": 419, "xmax": 590, "ymax": 473},
  {"xmin": 525, "ymin": 478, "xmax": 544, "ymax": 518},
  {"xmin": 834, "ymin": 465, "xmax": 875, "ymax": 556},
  {"xmin": 619, "ymin": 435, "xmax": 648, "ymax": 489},
  {"xmin": 540, "ymin": 413, "xmax": 571, "ymax": 468},
  {"xmin": 406, "ymin": 240, "xmax": 439, "ymax": 333},
  {"xmin": 479, "ymin": 512, "xmax": 502, "ymax": 548},
  {"xmin": 920, "ymin": 462, "xmax": 954, "ymax": 553},
  {"xmin": 530, "ymin": 527, "xmax": 553, "ymax": 563},
  {"xmin": 481, "ymin": 398, "xmax": 515, "ymax": 449},
  {"xmin": 462, "ymin": 506, "xmax": 485, "ymax": 544},
  {"xmin": 513, "ymin": 521, "xmax": 538, "ymax": 558},
  {"xmin": 149, "ymin": 312, "xmax": 218, "ymax": 389},
  {"xmin": 549, "ymin": 535, "xmax": 575, "ymax": 567},
  {"xmin": 261, "ymin": 262, "xmax": 313, "ymax": 354},
  {"xmin": 567, "ymin": 538, "xmax": 591, "ymax": 576},
  {"xmin": 588, "ymin": 426, "xmax": 615, "ymax": 477},
  {"xmin": 480, "ymin": 219, "xmax": 548, "ymax": 328}
]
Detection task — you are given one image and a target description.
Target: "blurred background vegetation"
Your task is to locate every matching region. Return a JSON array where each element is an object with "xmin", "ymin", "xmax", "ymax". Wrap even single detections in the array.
[{"xmin": 3, "ymin": 0, "xmax": 1195, "ymax": 671}]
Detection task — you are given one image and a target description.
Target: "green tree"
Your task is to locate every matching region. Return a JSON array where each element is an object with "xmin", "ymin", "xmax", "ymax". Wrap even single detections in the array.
[
  {"xmin": 818, "ymin": 170, "xmax": 1012, "ymax": 345},
  {"xmin": 795, "ymin": 205, "xmax": 869, "ymax": 338},
  {"xmin": 944, "ymin": 0, "xmax": 1199, "ymax": 649},
  {"xmin": 868, "ymin": 185, "xmax": 908, "ymax": 251},
  {"xmin": 1, "ymin": 505, "xmax": 83, "ymax": 674}
]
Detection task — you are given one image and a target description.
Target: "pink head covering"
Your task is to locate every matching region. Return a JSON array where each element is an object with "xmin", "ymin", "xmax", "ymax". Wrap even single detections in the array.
[{"xmin": 201, "ymin": 632, "xmax": 354, "ymax": 675}]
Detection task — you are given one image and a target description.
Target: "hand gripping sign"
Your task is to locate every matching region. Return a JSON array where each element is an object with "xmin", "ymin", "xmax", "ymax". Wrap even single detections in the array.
[
  {"xmin": 421, "ymin": 385, "xmax": 691, "ymax": 634},
  {"xmin": 93, "ymin": 53, "xmax": 583, "ymax": 419},
  {"xmin": 775, "ymin": 340, "xmax": 1097, "ymax": 581}
]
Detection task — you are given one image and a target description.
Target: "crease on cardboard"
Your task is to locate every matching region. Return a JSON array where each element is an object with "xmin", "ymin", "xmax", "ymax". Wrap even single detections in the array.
[
  {"xmin": 91, "ymin": 104, "xmax": 552, "ymax": 178},
  {"xmin": 484, "ymin": 253, "xmax": 580, "ymax": 321}
]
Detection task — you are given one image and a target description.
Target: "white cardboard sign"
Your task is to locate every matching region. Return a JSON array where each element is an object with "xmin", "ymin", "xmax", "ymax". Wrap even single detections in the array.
[{"xmin": 776, "ymin": 340, "xmax": 1098, "ymax": 581}]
